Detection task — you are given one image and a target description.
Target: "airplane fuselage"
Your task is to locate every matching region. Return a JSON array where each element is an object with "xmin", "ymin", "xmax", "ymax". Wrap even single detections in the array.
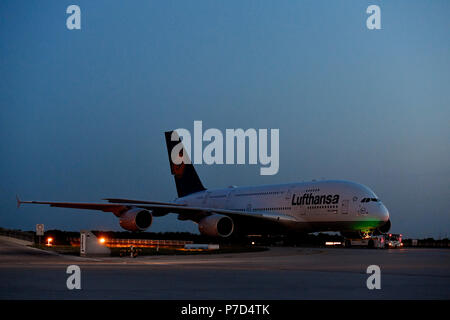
[{"xmin": 176, "ymin": 180, "xmax": 390, "ymax": 235}]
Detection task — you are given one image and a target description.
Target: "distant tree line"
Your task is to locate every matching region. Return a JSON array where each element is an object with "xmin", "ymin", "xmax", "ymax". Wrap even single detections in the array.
[{"xmin": 1, "ymin": 227, "xmax": 448, "ymax": 248}]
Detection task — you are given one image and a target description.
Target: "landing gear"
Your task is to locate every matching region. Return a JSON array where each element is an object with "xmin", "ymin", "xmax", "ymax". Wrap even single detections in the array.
[{"xmin": 361, "ymin": 230, "xmax": 372, "ymax": 239}]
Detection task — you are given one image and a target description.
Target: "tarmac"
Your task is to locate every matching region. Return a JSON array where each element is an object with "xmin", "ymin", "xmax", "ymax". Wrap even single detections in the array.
[{"xmin": 0, "ymin": 235, "xmax": 449, "ymax": 299}]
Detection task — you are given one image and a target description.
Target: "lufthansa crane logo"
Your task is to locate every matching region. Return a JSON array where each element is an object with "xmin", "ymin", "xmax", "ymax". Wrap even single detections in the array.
[{"xmin": 171, "ymin": 149, "xmax": 186, "ymax": 178}]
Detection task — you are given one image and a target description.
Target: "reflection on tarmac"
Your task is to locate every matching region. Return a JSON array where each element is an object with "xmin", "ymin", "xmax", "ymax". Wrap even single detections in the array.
[{"xmin": 0, "ymin": 236, "xmax": 449, "ymax": 299}]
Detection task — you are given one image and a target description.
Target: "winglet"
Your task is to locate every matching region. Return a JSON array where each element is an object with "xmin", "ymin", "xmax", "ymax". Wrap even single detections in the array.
[{"xmin": 16, "ymin": 195, "xmax": 22, "ymax": 208}]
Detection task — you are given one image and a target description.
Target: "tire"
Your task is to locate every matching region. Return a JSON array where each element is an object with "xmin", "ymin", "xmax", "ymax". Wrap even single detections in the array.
[{"xmin": 368, "ymin": 239, "xmax": 374, "ymax": 249}]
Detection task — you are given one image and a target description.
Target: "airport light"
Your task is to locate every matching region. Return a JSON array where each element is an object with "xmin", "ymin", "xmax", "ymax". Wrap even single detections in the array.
[{"xmin": 325, "ymin": 242, "xmax": 342, "ymax": 246}]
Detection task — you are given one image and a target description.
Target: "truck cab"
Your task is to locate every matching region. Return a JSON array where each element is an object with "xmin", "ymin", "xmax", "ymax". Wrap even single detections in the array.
[{"xmin": 385, "ymin": 233, "xmax": 403, "ymax": 248}]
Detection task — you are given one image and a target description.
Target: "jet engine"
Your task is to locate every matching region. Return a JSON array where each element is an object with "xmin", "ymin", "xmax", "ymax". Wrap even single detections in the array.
[
  {"xmin": 119, "ymin": 208, "xmax": 153, "ymax": 231},
  {"xmin": 198, "ymin": 214, "xmax": 234, "ymax": 237}
]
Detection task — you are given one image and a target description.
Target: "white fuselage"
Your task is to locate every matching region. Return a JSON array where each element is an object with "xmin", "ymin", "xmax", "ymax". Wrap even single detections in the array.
[{"xmin": 176, "ymin": 180, "xmax": 390, "ymax": 234}]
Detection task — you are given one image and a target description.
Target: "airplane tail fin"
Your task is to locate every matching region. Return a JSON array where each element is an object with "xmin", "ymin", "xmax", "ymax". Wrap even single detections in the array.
[{"xmin": 165, "ymin": 131, "xmax": 206, "ymax": 198}]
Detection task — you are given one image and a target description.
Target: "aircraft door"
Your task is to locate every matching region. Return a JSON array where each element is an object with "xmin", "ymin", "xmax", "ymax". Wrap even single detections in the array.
[
  {"xmin": 226, "ymin": 190, "xmax": 235, "ymax": 209},
  {"xmin": 341, "ymin": 199, "xmax": 349, "ymax": 214},
  {"xmin": 285, "ymin": 187, "xmax": 293, "ymax": 200},
  {"xmin": 299, "ymin": 203, "xmax": 306, "ymax": 215},
  {"xmin": 203, "ymin": 191, "xmax": 211, "ymax": 206}
]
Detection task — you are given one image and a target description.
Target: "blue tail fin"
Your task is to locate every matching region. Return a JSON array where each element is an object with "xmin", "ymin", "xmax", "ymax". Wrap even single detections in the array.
[{"xmin": 165, "ymin": 131, "xmax": 206, "ymax": 198}]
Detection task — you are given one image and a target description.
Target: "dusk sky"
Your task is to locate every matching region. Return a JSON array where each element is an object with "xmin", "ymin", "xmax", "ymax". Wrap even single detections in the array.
[{"xmin": 1, "ymin": 1, "xmax": 449, "ymax": 238}]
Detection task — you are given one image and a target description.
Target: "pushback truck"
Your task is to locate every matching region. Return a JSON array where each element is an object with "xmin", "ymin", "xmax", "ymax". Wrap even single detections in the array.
[{"xmin": 345, "ymin": 233, "xmax": 402, "ymax": 248}]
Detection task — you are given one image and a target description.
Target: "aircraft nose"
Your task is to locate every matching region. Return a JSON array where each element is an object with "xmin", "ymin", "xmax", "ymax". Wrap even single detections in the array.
[
  {"xmin": 377, "ymin": 203, "xmax": 390, "ymax": 223},
  {"xmin": 368, "ymin": 202, "xmax": 389, "ymax": 224}
]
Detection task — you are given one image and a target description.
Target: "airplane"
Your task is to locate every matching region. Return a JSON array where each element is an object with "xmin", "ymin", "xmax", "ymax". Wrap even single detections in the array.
[{"xmin": 17, "ymin": 131, "xmax": 391, "ymax": 239}]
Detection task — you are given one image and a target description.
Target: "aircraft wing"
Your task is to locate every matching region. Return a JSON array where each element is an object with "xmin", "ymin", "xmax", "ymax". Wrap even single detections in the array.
[
  {"xmin": 130, "ymin": 203, "xmax": 298, "ymax": 224},
  {"xmin": 17, "ymin": 199, "xmax": 130, "ymax": 216},
  {"xmin": 103, "ymin": 198, "xmax": 186, "ymax": 206},
  {"xmin": 17, "ymin": 197, "xmax": 298, "ymax": 223}
]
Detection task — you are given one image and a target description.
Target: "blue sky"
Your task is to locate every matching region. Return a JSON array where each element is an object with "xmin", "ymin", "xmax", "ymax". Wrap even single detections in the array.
[{"xmin": 1, "ymin": 1, "xmax": 449, "ymax": 238}]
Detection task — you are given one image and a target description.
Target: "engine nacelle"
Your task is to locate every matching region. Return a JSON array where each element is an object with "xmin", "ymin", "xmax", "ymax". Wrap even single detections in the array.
[
  {"xmin": 198, "ymin": 214, "xmax": 234, "ymax": 237},
  {"xmin": 119, "ymin": 208, "xmax": 153, "ymax": 232}
]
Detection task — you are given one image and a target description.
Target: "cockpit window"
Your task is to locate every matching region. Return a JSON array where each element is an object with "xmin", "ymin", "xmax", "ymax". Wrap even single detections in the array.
[{"xmin": 361, "ymin": 198, "xmax": 379, "ymax": 203}]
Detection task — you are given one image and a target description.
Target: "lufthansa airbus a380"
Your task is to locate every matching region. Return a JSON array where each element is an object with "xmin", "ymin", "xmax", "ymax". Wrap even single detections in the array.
[{"xmin": 18, "ymin": 131, "xmax": 391, "ymax": 238}]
